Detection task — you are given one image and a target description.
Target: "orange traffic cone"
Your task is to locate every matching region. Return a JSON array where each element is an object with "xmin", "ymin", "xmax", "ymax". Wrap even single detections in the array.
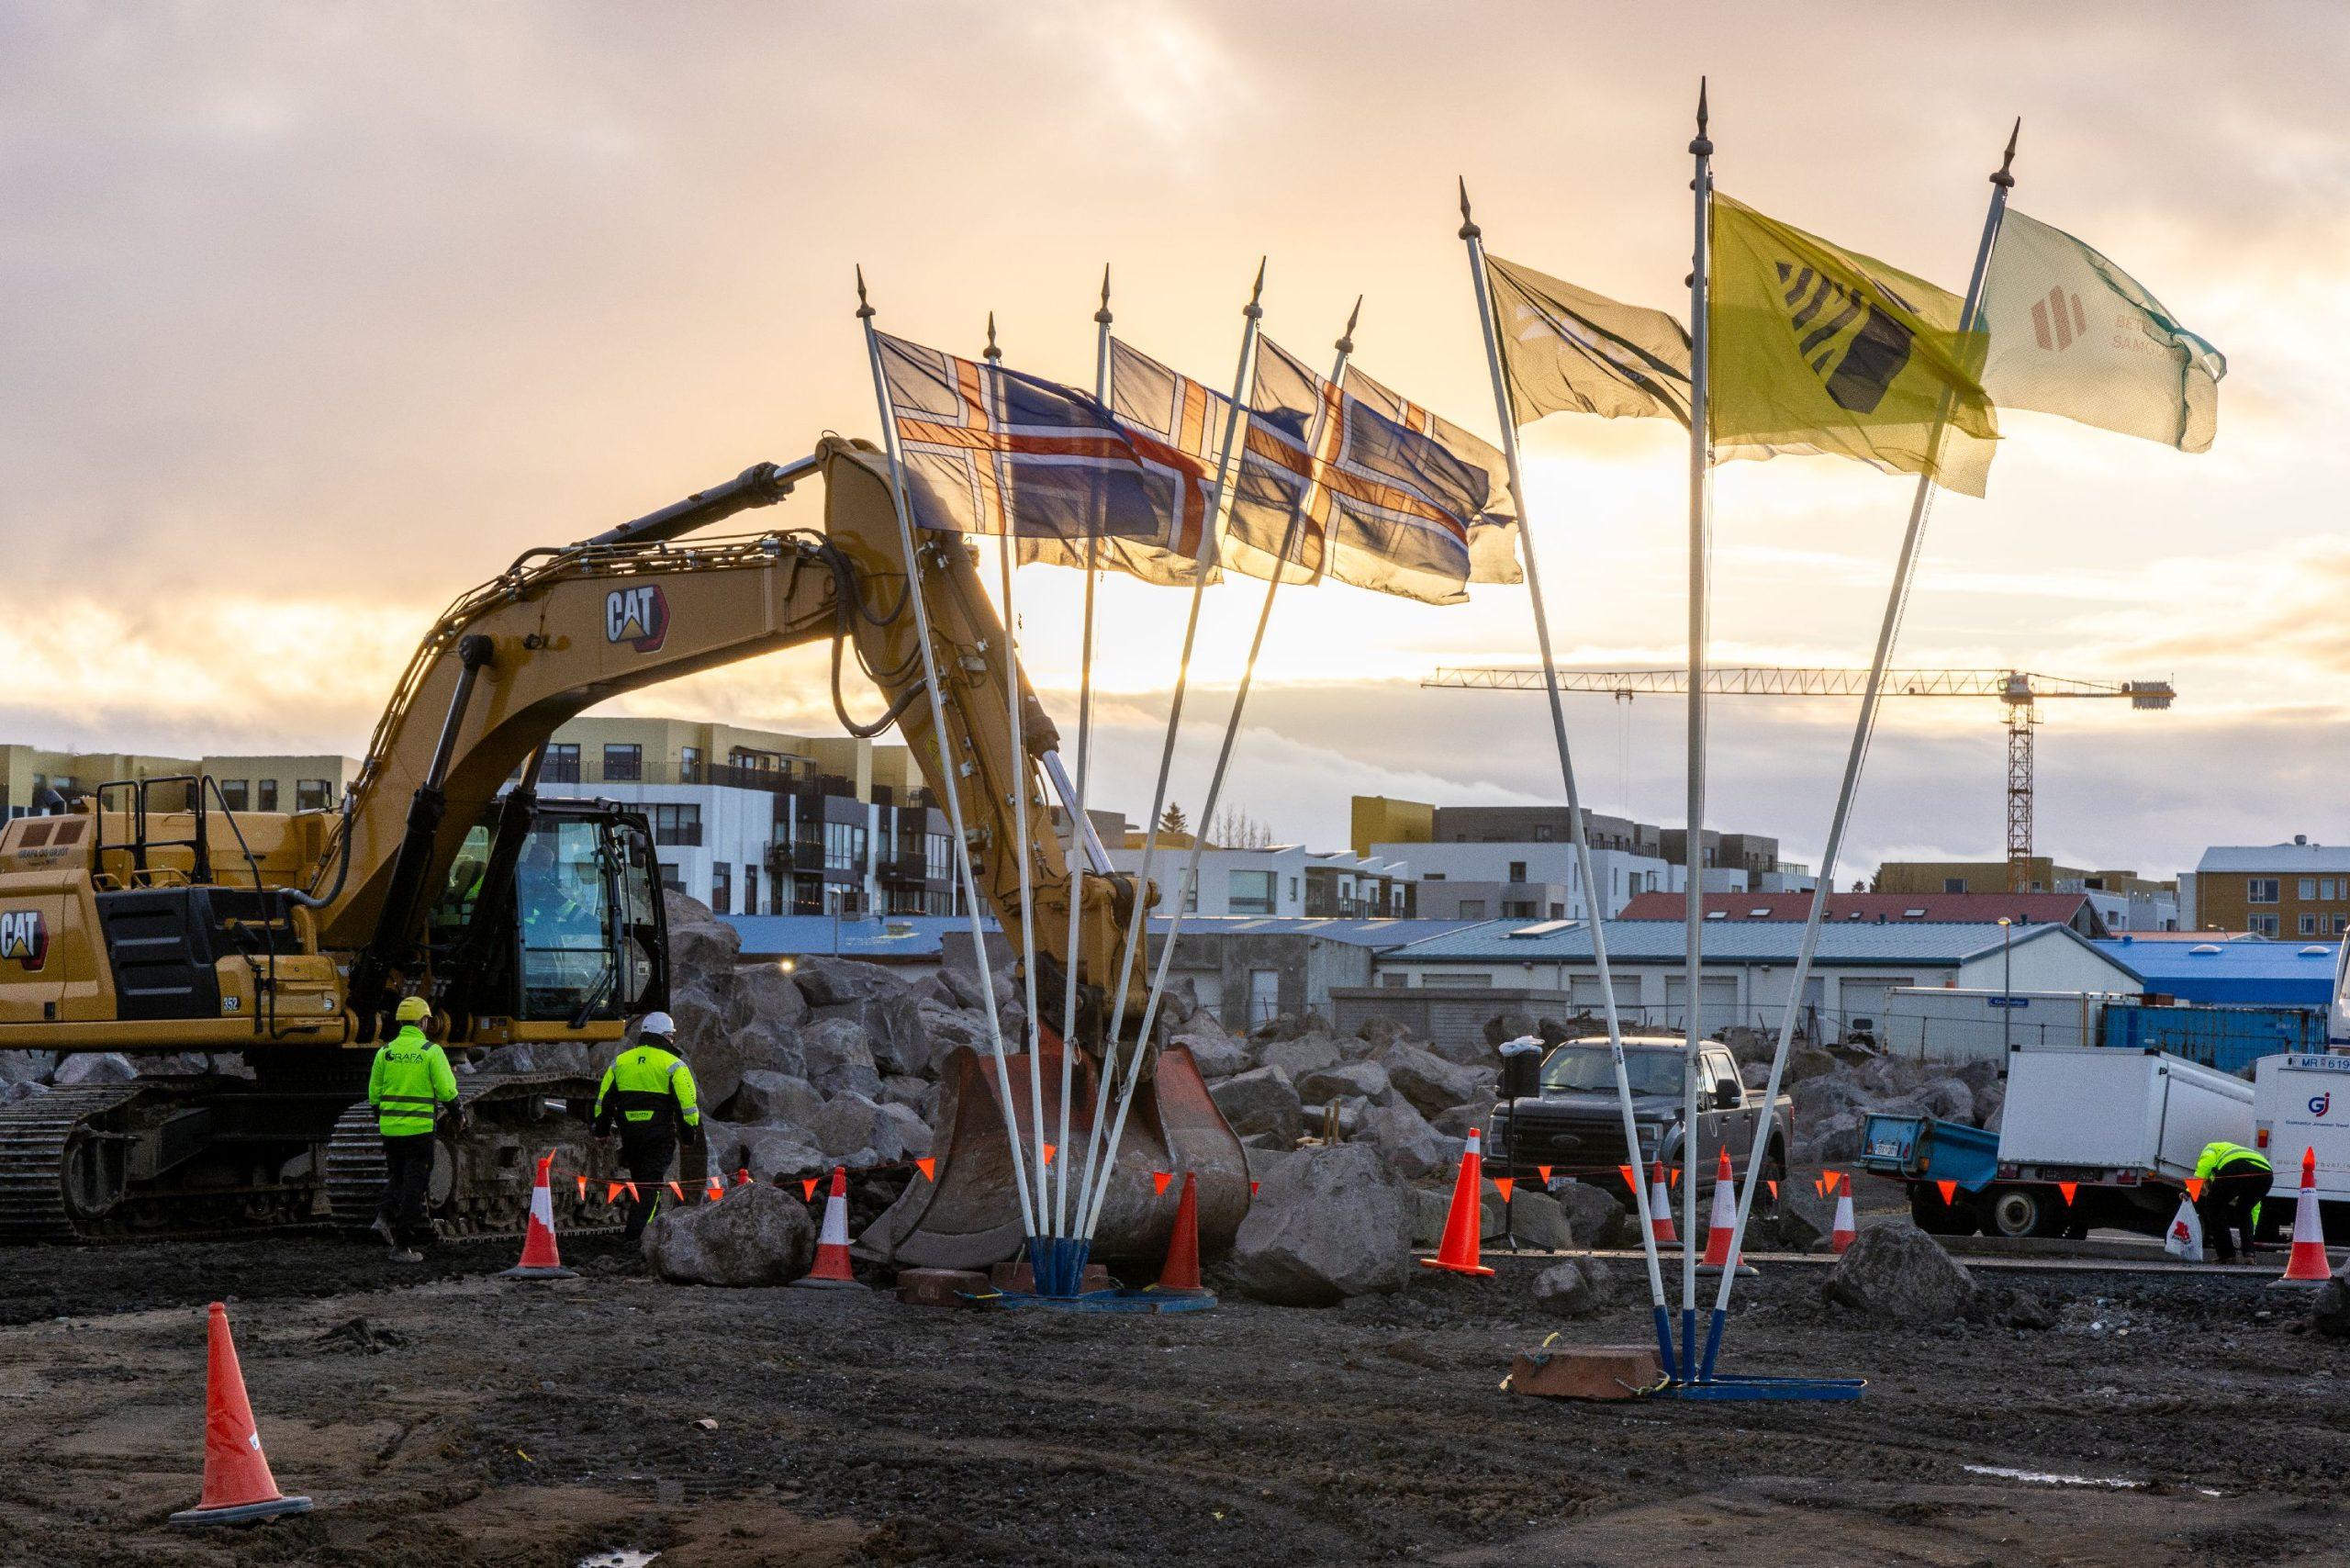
[
  {"xmin": 1148, "ymin": 1170, "xmax": 1211, "ymax": 1298},
  {"xmin": 1649, "ymin": 1160, "xmax": 1679, "ymax": 1246},
  {"xmin": 792, "ymin": 1165, "xmax": 865, "ymax": 1290},
  {"xmin": 1698, "ymin": 1148, "xmax": 1755, "ymax": 1275},
  {"xmin": 1830, "ymin": 1172, "xmax": 1858, "ymax": 1254},
  {"xmin": 168, "ymin": 1304, "xmax": 312, "ymax": 1527},
  {"xmin": 2275, "ymin": 1148, "xmax": 2333, "ymax": 1286},
  {"xmin": 501, "ymin": 1154, "xmax": 576, "ymax": 1281},
  {"xmin": 1420, "ymin": 1128, "xmax": 1498, "ymax": 1277}
]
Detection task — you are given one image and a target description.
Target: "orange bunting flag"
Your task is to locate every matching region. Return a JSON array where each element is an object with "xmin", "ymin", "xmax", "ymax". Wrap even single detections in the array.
[
  {"xmin": 2057, "ymin": 1181, "xmax": 2077, "ymax": 1204},
  {"xmin": 1152, "ymin": 1170, "xmax": 1173, "ymax": 1195},
  {"xmin": 1815, "ymin": 1174, "xmax": 1828, "ymax": 1198},
  {"xmin": 1493, "ymin": 1177, "xmax": 1516, "ymax": 1203},
  {"xmin": 1537, "ymin": 1164, "xmax": 1553, "ymax": 1184},
  {"xmin": 1766, "ymin": 1180, "xmax": 1778, "ymax": 1200},
  {"xmin": 801, "ymin": 1177, "xmax": 819, "ymax": 1200},
  {"xmin": 1042, "ymin": 1143, "xmax": 1058, "ymax": 1168},
  {"xmin": 2183, "ymin": 1177, "xmax": 2204, "ymax": 1202},
  {"xmin": 915, "ymin": 1157, "xmax": 936, "ymax": 1182},
  {"xmin": 624, "ymin": 1182, "xmax": 642, "ymax": 1203},
  {"xmin": 1249, "ymin": 1180, "xmax": 1260, "ymax": 1197},
  {"xmin": 1619, "ymin": 1164, "xmax": 1639, "ymax": 1194},
  {"xmin": 1935, "ymin": 1180, "xmax": 1958, "ymax": 1205},
  {"xmin": 575, "ymin": 1175, "xmax": 588, "ymax": 1201},
  {"xmin": 736, "ymin": 1168, "xmax": 751, "ymax": 1187},
  {"xmin": 605, "ymin": 1182, "xmax": 624, "ymax": 1204},
  {"xmin": 1669, "ymin": 1166, "xmax": 1681, "ymax": 1189},
  {"xmin": 706, "ymin": 1178, "xmax": 723, "ymax": 1203},
  {"xmin": 667, "ymin": 1182, "xmax": 685, "ymax": 1201}
]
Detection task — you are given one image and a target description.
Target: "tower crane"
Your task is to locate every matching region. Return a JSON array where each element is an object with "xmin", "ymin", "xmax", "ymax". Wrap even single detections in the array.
[{"xmin": 1421, "ymin": 666, "xmax": 2176, "ymax": 892}]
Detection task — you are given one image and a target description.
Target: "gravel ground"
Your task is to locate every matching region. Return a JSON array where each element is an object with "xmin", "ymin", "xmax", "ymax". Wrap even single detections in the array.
[{"xmin": 2, "ymin": 1221, "xmax": 2345, "ymax": 1568}]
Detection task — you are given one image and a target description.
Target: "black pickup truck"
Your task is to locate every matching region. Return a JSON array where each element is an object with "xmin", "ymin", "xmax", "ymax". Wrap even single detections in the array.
[{"xmin": 1486, "ymin": 1036, "xmax": 1792, "ymax": 1207}]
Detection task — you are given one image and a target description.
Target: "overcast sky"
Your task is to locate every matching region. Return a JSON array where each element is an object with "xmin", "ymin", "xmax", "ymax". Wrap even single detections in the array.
[{"xmin": 4, "ymin": 3, "xmax": 2344, "ymax": 879}]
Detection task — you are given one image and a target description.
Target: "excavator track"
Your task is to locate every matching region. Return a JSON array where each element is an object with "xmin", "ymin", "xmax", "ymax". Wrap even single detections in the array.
[
  {"xmin": 0, "ymin": 1084, "xmax": 157, "ymax": 1242},
  {"xmin": 326, "ymin": 1070, "xmax": 621, "ymax": 1238}
]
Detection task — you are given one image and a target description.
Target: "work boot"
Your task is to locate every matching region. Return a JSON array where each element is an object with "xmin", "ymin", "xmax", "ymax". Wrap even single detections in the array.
[
  {"xmin": 390, "ymin": 1248, "xmax": 425, "ymax": 1264},
  {"xmin": 369, "ymin": 1215, "xmax": 396, "ymax": 1248}
]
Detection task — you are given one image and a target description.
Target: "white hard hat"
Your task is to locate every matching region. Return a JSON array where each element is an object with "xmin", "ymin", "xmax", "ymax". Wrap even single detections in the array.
[{"xmin": 638, "ymin": 1011, "xmax": 677, "ymax": 1040}]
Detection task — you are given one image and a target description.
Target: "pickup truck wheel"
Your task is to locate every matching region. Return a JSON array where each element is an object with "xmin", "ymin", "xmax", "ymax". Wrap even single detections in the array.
[
  {"xmin": 1909, "ymin": 1185, "xmax": 1978, "ymax": 1236},
  {"xmin": 1980, "ymin": 1185, "xmax": 2059, "ymax": 1239}
]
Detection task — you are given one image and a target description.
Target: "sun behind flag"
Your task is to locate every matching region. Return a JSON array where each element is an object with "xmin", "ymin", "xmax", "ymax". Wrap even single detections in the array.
[
  {"xmin": 1978, "ymin": 207, "xmax": 2224, "ymax": 453},
  {"xmin": 1341, "ymin": 364, "xmax": 1523, "ymax": 585},
  {"xmin": 1709, "ymin": 194, "xmax": 1999, "ymax": 497}
]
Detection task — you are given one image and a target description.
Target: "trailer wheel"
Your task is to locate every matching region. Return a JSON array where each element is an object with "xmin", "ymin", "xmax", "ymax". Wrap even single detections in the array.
[
  {"xmin": 1980, "ymin": 1185, "xmax": 2059, "ymax": 1239},
  {"xmin": 1909, "ymin": 1185, "xmax": 1978, "ymax": 1236}
]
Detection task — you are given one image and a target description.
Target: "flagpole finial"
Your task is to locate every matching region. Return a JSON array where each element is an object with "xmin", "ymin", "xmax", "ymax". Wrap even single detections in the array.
[
  {"xmin": 854, "ymin": 264, "xmax": 874, "ymax": 320},
  {"xmin": 1992, "ymin": 117, "xmax": 2020, "ymax": 188},
  {"xmin": 1689, "ymin": 77, "xmax": 1713, "ymax": 157},
  {"xmin": 1457, "ymin": 175, "xmax": 1481, "ymax": 241},
  {"xmin": 1337, "ymin": 294, "xmax": 1362, "ymax": 354},
  {"xmin": 1244, "ymin": 256, "xmax": 1266, "ymax": 321},
  {"xmin": 984, "ymin": 310, "xmax": 1002, "ymax": 362},
  {"xmin": 1095, "ymin": 263, "xmax": 1113, "ymax": 326}
]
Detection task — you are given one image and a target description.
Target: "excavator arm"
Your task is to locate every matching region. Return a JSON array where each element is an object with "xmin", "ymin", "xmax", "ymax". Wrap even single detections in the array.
[{"xmin": 320, "ymin": 437, "xmax": 1135, "ymax": 1045}]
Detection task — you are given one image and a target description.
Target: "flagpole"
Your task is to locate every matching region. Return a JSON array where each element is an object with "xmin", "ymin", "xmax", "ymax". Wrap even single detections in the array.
[
  {"xmin": 1458, "ymin": 179, "xmax": 1674, "ymax": 1374},
  {"xmin": 1071, "ymin": 261, "xmax": 1264, "ymax": 1249},
  {"xmin": 1052, "ymin": 266, "xmax": 1113, "ymax": 1243},
  {"xmin": 976, "ymin": 312, "xmax": 1061, "ymax": 1279},
  {"xmin": 1081, "ymin": 297, "xmax": 1360, "ymax": 1242},
  {"xmin": 1678, "ymin": 78, "xmax": 1715, "ymax": 1380},
  {"xmin": 856, "ymin": 270, "xmax": 1039, "ymax": 1240},
  {"xmin": 1698, "ymin": 122, "xmax": 2020, "ymax": 1383}
]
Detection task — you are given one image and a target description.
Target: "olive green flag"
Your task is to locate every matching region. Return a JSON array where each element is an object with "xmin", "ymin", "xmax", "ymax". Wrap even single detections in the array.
[{"xmin": 1709, "ymin": 194, "xmax": 1998, "ymax": 497}]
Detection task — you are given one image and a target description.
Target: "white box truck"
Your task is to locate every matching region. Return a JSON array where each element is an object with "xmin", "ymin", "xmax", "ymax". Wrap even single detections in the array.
[{"xmin": 2253, "ymin": 1053, "xmax": 2350, "ymax": 1242}]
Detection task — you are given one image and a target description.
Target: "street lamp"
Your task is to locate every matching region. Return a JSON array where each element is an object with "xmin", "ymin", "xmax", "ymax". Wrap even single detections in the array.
[{"xmin": 1998, "ymin": 915, "xmax": 2013, "ymax": 1055}]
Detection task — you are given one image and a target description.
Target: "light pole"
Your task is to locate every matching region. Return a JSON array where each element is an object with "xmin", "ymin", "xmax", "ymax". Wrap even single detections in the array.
[{"xmin": 1998, "ymin": 915, "xmax": 2013, "ymax": 1055}]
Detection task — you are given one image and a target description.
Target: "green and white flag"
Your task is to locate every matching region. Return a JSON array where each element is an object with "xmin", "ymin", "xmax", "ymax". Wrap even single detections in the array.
[{"xmin": 1979, "ymin": 209, "xmax": 2225, "ymax": 453}]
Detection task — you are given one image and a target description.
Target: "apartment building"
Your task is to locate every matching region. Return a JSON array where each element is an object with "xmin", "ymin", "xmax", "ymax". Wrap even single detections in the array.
[
  {"xmin": 2191, "ymin": 837, "xmax": 2350, "ymax": 939},
  {"xmin": 0, "ymin": 744, "xmax": 358, "ymax": 819},
  {"xmin": 1876, "ymin": 858, "xmax": 2180, "ymax": 932}
]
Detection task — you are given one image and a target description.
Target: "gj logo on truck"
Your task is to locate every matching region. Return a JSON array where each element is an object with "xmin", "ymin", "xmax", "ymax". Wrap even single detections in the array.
[
  {"xmin": 2311, "ymin": 1092, "xmax": 2333, "ymax": 1118},
  {"xmin": 605, "ymin": 585, "xmax": 669, "ymax": 654},
  {"xmin": 0, "ymin": 909, "xmax": 49, "ymax": 971}
]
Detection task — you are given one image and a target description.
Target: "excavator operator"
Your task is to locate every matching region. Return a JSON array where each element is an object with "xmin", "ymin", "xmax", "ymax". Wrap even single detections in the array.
[{"xmin": 593, "ymin": 1012, "xmax": 702, "ymax": 1242}]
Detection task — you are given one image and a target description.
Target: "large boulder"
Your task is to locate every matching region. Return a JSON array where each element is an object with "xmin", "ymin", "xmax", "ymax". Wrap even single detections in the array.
[
  {"xmin": 732, "ymin": 1070, "xmax": 823, "ymax": 1129},
  {"xmin": 1791, "ymin": 1071, "xmax": 1863, "ymax": 1125},
  {"xmin": 52, "ymin": 1053, "xmax": 137, "ymax": 1087},
  {"xmin": 799, "ymin": 1016, "xmax": 884, "ymax": 1101},
  {"xmin": 1823, "ymin": 1225, "xmax": 1975, "ymax": 1324},
  {"xmin": 1532, "ymin": 1257, "xmax": 1613, "ymax": 1318},
  {"xmin": 1172, "ymin": 1027, "xmax": 1252, "ymax": 1081},
  {"xmin": 1210, "ymin": 1065, "xmax": 1303, "ymax": 1147},
  {"xmin": 643, "ymin": 1182, "xmax": 816, "ymax": 1286},
  {"xmin": 1503, "ymin": 1189, "xmax": 1574, "ymax": 1250},
  {"xmin": 474, "ymin": 1040, "xmax": 598, "ymax": 1077},
  {"xmin": 1260, "ymin": 1035, "xmax": 1342, "ymax": 1081},
  {"xmin": 810, "ymin": 1092, "xmax": 928, "ymax": 1163},
  {"xmin": 1785, "ymin": 1046, "xmax": 1841, "ymax": 1084},
  {"xmin": 811, "ymin": 994, "xmax": 928, "ymax": 1078},
  {"xmin": 1797, "ymin": 1112, "xmax": 1866, "ymax": 1166},
  {"xmin": 1232, "ymin": 1144, "xmax": 1416, "ymax": 1306},
  {"xmin": 1296, "ymin": 1059, "xmax": 1392, "ymax": 1107},
  {"xmin": 1551, "ymin": 1181, "xmax": 1627, "ymax": 1249},
  {"xmin": 735, "ymin": 1023, "xmax": 806, "ymax": 1078},
  {"xmin": 1767, "ymin": 1182, "xmax": 1835, "ymax": 1252},
  {"xmin": 1910, "ymin": 1078, "xmax": 1976, "ymax": 1126},
  {"xmin": 703, "ymin": 1122, "xmax": 828, "ymax": 1184},
  {"xmin": 0, "ymin": 1080, "xmax": 47, "ymax": 1108},
  {"xmin": 1359, "ymin": 1099, "xmax": 1462, "ymax": 1182},
  {"xmin": 664, "ymin": 892, "xmax": 742, "ymax": 983},
  {"xmin": 0, "ymin": 1050, "xmax": 54, "ymax": 1085},
  {"xmin": 666, "ymin": 985, "xmax": 745, "ymax": 1112},
  {"xmin": 1379, "ymin": 1043, "xmax": 1491, "ymax": 1119},
  {"xmin": 790, "ymin": 955, "xmax": 904, "ymax": 1008},
  {"xmin": 1427, "ymin": 1032, "xmax": 1501, "ymax": 1070},
  {"xmin": 735, "ymin": 963, "xmax": 811, "ymax": 1030},
  {"xmin": 1353, "ymin": 1015, "xmax": 1412, "ymax": 1054},
  {"xmin": 1483, "ymin": 1012, "xmax": 1539, "ymax": 1048},
  {"xmin": 1429, "ymin": 1103, "xmax": 1488, "ymax": 1140}
]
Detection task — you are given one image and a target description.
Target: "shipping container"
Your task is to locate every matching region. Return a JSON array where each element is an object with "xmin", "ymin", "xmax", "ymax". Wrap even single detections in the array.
[{"xmin": 2098, "ymin": 1001, "xmax": 2328, "ymax": 1077}]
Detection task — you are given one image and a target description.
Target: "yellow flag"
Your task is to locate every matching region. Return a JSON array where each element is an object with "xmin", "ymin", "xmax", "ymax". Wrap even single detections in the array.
[{"xmin": 1709, "ymin": 194, "xmax": 1997, "ymax": 497}]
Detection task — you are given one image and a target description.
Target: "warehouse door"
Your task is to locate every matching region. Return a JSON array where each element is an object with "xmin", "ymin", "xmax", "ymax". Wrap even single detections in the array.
[
  {"xmin": 1248, "ymin": 969, "xmax": 1281, "ymax": 1027},
  {"xmin": 1836, "ymin": 977, "xmax": 1915, "ymax": 1044},
  {"xmin": 1572, "ymin": 974, "xmax": 1648, "ymax": 1033},
  {"xmin": 1663, "ymin": 975, "xmax": 1740, "ymax": 1037}
]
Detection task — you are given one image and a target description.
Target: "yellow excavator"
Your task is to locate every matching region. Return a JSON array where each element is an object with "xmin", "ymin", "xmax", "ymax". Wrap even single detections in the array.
[{"xmin": 0, "ymin": 439, "xmax": 1248, "ymax": 1260}]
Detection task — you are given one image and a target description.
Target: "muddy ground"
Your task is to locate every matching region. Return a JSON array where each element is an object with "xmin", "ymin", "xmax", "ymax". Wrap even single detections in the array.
[{"xmin": 3, "ymin": 1221, "xmax": 2344, "ymax": 1568}]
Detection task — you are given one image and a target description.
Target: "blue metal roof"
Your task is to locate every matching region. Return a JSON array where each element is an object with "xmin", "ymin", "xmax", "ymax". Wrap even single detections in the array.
[
  {"xmin": 1390, "ymin": 917, "xmax": 2121, "ymax": 969},
  {"xmin": 1147, "ymin": 915, "xmax": 1489, "ymax": 949},
  {"xmin": 2095, "ymin": 936, "xmax": 2337, "ymax": 1006},
  {"xmin": 723, "ymin": 914, "xmax": 994, "ymax": 960}
]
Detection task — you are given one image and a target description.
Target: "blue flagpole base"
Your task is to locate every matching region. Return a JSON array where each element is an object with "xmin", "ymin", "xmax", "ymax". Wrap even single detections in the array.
[
  {"xmin": 1648, "ymin": 1373, "xmax": 1867, "ymax": 1402},
  {"xmin": 1651, "ymin": 1305, "xmax": 1676, "ymax": 1382},
  {"xmin": 975, "ymin": 1287, "xmax": 1218, "ymax": 1316}
]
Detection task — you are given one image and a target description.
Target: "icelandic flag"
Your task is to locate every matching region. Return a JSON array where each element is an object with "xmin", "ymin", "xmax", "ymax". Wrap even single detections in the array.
[{"xmin": 876, "ymin": 332, "xmax": 1203, "ymax": 545}]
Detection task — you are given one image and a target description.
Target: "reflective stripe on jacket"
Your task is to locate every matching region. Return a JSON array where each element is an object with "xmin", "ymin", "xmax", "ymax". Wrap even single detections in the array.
[
  {"xmin": 2195, "ymin": 1140, "xmax": 2271, "ymax": 1182},
  {"xmin": 367, "ymin": 1025, "xmax": 459, "ymax": 1137},
  {"xmin": 595, "ymin": 1043, "xmax": 700, "ymax": 1132}
]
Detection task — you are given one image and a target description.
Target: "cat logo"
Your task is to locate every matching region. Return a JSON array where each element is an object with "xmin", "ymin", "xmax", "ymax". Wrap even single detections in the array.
[
  {"xmin": 604, "ymin": 585, "xmax": 670, "ymax": 654},
  {"xmin": 0, "ymin": 908, "xmax": 49, "ymax": 972},
  {"xmin": 1773, "ymin": 260, "xmax": 1915, "ymax": 415}
]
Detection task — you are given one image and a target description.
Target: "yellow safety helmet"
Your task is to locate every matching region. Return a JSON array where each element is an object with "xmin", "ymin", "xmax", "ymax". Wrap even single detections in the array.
[{"xmin": 395, "ymin": 996, "xmax": 431, "ymax": 1025}]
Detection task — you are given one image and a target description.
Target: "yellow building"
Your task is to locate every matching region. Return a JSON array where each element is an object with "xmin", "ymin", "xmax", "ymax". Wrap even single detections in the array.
[{"xmin": 1350, "ymin": 795, "xmax": 1434, "ymax": 858}]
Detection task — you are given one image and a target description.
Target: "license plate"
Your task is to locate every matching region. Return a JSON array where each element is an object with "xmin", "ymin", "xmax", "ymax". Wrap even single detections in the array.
[{"xmin": 1868, "ymin": 1138, "xmax": 1901, "ymax": 1157}]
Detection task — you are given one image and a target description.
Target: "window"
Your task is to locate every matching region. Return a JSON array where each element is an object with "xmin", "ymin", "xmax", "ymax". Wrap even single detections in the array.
[
  {"xmin": 824, "ymin": 819, "xmax": 865, "ymax": 871},
  {"xmin": 217, "ymin": 780, "xmax": 250, "ymax": 811},
  {"xmin": 743, "ymin": 864, "xmax": 759, "ymax": 915},
  {"xmin": 2249, "ymin": 913, "xmax": 2281, "ymax": 936},
  {"xmin": 1503, "ymin": 901, "xmax": 1539, "ymax": 918},
  {"xmin": 1381, "ymin": 973, "xmax": 1409, "ymax": 989},
  {"xmin": 1535, "ymin": 824, "xmax": 1554, "ymax": 842},
  {"xmin": 730, "ymin": 747, "xmax": 782, "ymax": 772},
  {"xmin": 679, "ymin": 745, "xmax": 704, "ymax": 783},
  {"xmin": 1422, "ymin": 972, "xmax": 1492, "ymax": 988},
  {"xmin": 1943, "ymin": 878, "xmax": 1965, "ymax": 894},
  {"xmin": 657, "ymin": 861, "xmax": 683, "ymax": 894},
  {"xmin": 925, "ymin": 832, "xmax": 950, "ymax": 880},
  {"xmin": 1508, "ymin": 860, "xmax": 1528, "ymax": 882},
  {"xmin": 295, "ymin": 778, "xmax": 333, "ymax": 812},
  {"xmin": 2301, "ymin": 914, "xmax": 2319, "ymax": 936},
  {"xmin": 1289, "ymin": 878, "xmax": 1299, "ymax": 904},
  {"xmin": 710, "ymin": 861, "xmax": 732, "ymax": 916},
  {"xmin": 650, "ymin": 803, "xmax": 702, "ymax": 846},
  {"xmin": 1458, "ymin": 899, "xmax": 1487, "ymax": 919},
  {"xmin": 2326, "ymin": 879, "xmax": 2343, "ymax": 902},
  {"xmin": 2248, "ymin": 878, "xmax": 2280, "ymax": 904},
  {"xmin": 256, "ymin": 778, "xmax": 279, "ymax": 812},
  {"xmin": 1227, "ymin": 868, "xmax": 1277, "ymax": 915},
  {"xmin": 2301, "ymin": 878, "xmax": 2318, "ymax": 901},
  {"xmin": 603, "ymin": 744, "xmax": 643, "ymax": 782},
  {"xmin": 542, "ymin": 743, "xmax": 581, "ymax": 784},
  {"xmin": 2334, "ymin": 915, "xmax": 2347, "ymax": 935}
]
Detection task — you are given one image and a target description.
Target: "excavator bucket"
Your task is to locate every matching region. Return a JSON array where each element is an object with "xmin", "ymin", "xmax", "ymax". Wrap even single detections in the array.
[{"xmin": 860, "ymin": 1034, "xmax": 1249, "ymax": 1271}]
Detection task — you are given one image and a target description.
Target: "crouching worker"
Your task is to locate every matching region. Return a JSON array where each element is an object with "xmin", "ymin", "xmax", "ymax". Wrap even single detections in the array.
[
  {"xmin": 369, "ymin": 995, "xmax": 460, "ymax": 1262},
  {"xmin": 594, "ymin": 1012, "xmax": 702, "ymax": 1242},
  {"xmin": 2194, "ymin": 1140, "xmax": 2273, "ymax": 1263}
]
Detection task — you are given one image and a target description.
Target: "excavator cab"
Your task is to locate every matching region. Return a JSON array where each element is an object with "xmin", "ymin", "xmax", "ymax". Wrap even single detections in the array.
[{"xmin": 426, "ymin": 799, "xmax": 667, "ymax": 1038}]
